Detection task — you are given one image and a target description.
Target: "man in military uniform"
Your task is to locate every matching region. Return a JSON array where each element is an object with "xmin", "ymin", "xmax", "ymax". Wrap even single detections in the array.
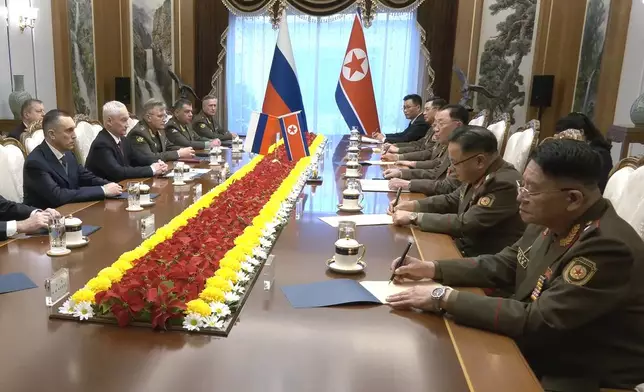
[
  {"xmin": 127, "ymin": 99, "xmax": 195, "ymax": 164},
  {"xmin": 381, "ymin": 98, "xmax": 447, "ymax": 157},
  {"xmin": 390, "ymin": 126, "xmax": 524, "ymax": 256},
  {"xmin": 387, "ymin": 139, "xmax": 644, "ymax": 391},
  {"xmin": 166, "ymin": 99, "xmax": 219, "ymax": 150},
  {"xmin": 192, "ymin": 95, "xmax": 236, "ymax": 141}
]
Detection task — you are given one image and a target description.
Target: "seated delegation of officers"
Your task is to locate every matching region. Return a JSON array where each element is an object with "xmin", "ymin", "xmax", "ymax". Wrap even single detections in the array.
[{"xmin": 3, "ymin": 97, "xmax": 643, "ymax": 390}]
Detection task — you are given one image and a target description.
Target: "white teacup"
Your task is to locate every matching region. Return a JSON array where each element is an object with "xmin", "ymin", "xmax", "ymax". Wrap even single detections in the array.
[
  {"xmin": 334, "ymin": 237, "xmax": 366, "ymax": 268},
  {"xmin": 341, "ymin": 188, "xmax": 363, "ymax": 209},
  {"xmin": 140, "ymin": 184, "xmax": 151, "ymax": 204},
  {"xmin": 64, "ymin": 217, "xmax": 83, "ymax": 245},
  {"xmin": 345, "ymin": 162, "xmax": 361, "ymax": 177},
  {"xmin": 347, "ymin": 145, "xmax": 360, "ymax": 153}
]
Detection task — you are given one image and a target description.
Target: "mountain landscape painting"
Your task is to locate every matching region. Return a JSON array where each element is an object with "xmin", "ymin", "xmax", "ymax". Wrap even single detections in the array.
[
  {"xmin": 68, "ymin": 0, "xmax": 97, "ymax": 118},
  {"xmin": 131, "ymin": 0, "xmax": 174, "ymax": 113}
]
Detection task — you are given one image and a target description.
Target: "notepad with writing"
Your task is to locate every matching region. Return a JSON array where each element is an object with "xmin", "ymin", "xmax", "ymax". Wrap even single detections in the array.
[
  {"xmin": 359, "ymin": 179, "xmax": 411, "ymax": 193},
  {"xmin": 360, "ymin": 136, "xmax": 383, "ymax": 144},
  {"xmin": 318, "ymin": 214, "xmax": 393, "ymax": 227},
  {"xmin": 281, "ymin": 279, "xmax": 437, "ymax": 308},
  {"xmin": 359, "ymin": 160, "xmax": 395, "ymax": 166}
]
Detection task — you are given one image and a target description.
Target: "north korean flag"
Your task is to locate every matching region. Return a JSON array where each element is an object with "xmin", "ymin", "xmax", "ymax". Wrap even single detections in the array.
[
  {"xmin": 334, "ymin": 13, "xmax": 381, "ymax": 136},
  {"xmin": 278, "ymin": 111, "xmax": 310, "ymax": 161}
]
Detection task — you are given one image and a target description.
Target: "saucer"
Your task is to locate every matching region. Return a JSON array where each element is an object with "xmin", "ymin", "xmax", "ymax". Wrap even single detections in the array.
[
  {"xmin": 125, "ymin": 206, "xmax": 144, "ymax": 212},
  {"xmin": 140, "ymin": 201, "xmax": 156, "ymax": 207},
  {"xmin": 172, "ymin": 181, "xmax": 186, "ymax": 186},
  {"xmin": 326, "ymin": 258, "xmax": 366, "ymax": 274},
  {"xmin": 67, "ymin": 237, "xmax": 89, "ymax": 249},
  {"xmin": 343, "ymin": 172, "xmax": 361, "ymax": 178},
  {"xmin": 337, "ymin": 203, "xmax": 363, "ymax": 212},
  {"xmin": 47, "ymin": 248, "xmax": 71, "ymax": 257}
]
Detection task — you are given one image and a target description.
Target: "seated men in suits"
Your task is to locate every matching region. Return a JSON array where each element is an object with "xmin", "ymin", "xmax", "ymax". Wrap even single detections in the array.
[
  {"xmin": 192, "ymin": 95, "xmax": 237, "ymax": 141},
  {"xmin": 390, "ymin": 126, "xmax": 524, "ymax": 256},
  {"xmin": 86, "ymin": 101, "xmax": 168, "ymax": 182},
  {"xmin": 0, "ymin": 195, "xmax": 60, "ymax": 241},
  {"xmin": 166, "ymin": 99, "xmax": 220, "ymax": 150},
  {"xmin": 9, "ymin": 99, "xmax": 44, "ymax": 141},
  {"xmin": 127, "ymin": 99, "xmax": 194, "ymax": 163},
  {"xmin": 387, "ymin": 140, "xmax": 644, "ymax": 390},
  {"xmin": 373, "ymin": 94, "xmax": 428, "ymax": 143},
  {"xmin": 23, "ymin": 109, "xmax": 123, "ymax": 209},
  {"xmin": 382, "ymin": 98, "xmax": 446, "ymax": 157}
]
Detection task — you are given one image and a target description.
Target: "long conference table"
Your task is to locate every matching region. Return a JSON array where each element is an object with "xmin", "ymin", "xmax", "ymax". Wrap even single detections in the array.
[{"xmin": 0, "ymin": 136, "xmax": 542, "ymax": 392}]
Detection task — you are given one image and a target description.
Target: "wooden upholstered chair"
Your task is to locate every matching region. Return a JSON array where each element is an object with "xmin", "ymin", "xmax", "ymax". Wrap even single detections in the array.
[
  {"xmin": 486, "ymin": 113, "xmax": 511, "ymax": 155},
  {"xmin": 73, "ymin": 117, "xmax": 103, "ymax": 165},
  {"xmin": 605, "ymin": 156, "xmax": 644, "ymax": 231},
  {"xmin": 21, "ymin": 120, "xmax": 44, "ymax": 155},
  {"xmin": 502, "ymin": 120, "xmax": 540, "ymax": 174},
  {"xmin": 468, "ymin": 109, "xmax": 489, "ymax": 127},
  {"xmin": 0, "ymin": 136, "xmax": 27, "ymax": 202}
]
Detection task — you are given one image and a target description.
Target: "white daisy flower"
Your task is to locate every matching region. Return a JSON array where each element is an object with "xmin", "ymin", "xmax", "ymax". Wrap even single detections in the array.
[
  {"xmin": 210, "ymin": 302, "xmax": 231, "ymax": 318},
  {"xmin": 224, "ymin": 291, "xmax": 241, "ymax": 304},
  {"xmin": 237, "ymin": 271, "xmax": 250, "ymax": 283},
  {"xmin": 58, "ymin": 298, "xmax": 75, "ymax": 315},
  {"xmin": 233, "ymin": 283, "xmax": 246, "ymax": 294},
  {"xmin": 72, "ymin": 302, "xmax": 94, "ymax": 320},
  {"xmin": 247, "ymin": 257, "xmax": 261, "ymax": 266},
  {"xmin": 253, "ymin": 248, "xmax": 268, "ymax": 260},
  {"xmin": 183, "ymin": 313, "xmax": 204, "ymax": 331},
  {"xmin": 203, "ymin": 315, "xmax": 224, "ymax": 329},
  {"xmin": 260, "ymin": 238, "xmax": 272, "ymax": 249},
  {"xmin": 241, "ymin": 261, "xmax": 254, "ymax": 273}
]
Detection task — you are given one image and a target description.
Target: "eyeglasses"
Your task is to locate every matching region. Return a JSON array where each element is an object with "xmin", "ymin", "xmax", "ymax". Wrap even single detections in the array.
[
  {"xmin": 450, "ymin": 153, "xmax": 481, "ymax": 166},
  {"xmin": 516, "ymin": 180, "xmax": 577, "ymax": 197}
]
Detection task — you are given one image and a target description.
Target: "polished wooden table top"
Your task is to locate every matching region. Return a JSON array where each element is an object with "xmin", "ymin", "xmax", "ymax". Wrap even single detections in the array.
[{"xmin": 0, "ymin": 137, "xmax": 541, "ymax": 392}]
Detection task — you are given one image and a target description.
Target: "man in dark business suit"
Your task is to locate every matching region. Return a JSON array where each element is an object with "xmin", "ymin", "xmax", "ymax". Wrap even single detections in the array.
[
  {"xmin": 8, "ymin": 99, "xmax": 44, "ymax": 141},
  {"xmin": 0, "ymin": 196, "xmax": 60, "ymax": 241},
  {"xmin": 86, "ymin": 101, "xmax": 168, "ymax": 182},
  {"xmin": 166, "ymin": 99, "xmax": 218, "ymax": 150},
  {"xmin": 23, "ymin": 109, "xmax": 123, "ymax": 209},
  {"xmin": 372, "ymin": 94, "xmax": 428, "ymax": 143}
]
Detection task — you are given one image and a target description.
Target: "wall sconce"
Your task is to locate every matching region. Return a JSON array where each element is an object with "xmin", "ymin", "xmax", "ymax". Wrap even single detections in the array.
[{"xmin": 17, "ymin": 6, "xmax": 38, "ymax": 32}]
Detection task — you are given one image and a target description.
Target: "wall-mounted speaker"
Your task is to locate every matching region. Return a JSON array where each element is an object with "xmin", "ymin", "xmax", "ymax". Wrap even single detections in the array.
[
  {"xmin": 530, "ymin": 75, "xmax": 554, "ymax": 108},
  {"xmin": 115, "ymin": 77, "xmax": 131, "ymax": 105}
]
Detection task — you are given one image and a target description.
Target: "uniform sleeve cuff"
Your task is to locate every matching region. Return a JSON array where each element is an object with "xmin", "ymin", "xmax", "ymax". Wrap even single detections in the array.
[{"xmin": 6, "ymin": 220, "xmax": 18, "ymax": 237}]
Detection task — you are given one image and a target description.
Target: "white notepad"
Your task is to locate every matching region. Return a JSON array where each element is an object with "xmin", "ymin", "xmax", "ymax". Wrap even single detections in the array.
[
  {"xmin": 319, "ymin": 214, "xmax": 393, "ymax": 227},
  {"xmin": 361, "ymin": 160, "xmax": 395, "ymax": 166},
  {"xmin": 359, "ymin": 281, "xmax": 439, "ymax": 303},
  {"xmin": 360, "ymin": 136, "xmax": 383, "ymax": 144},
  {"xmin": 359, "ymin": 179, "xmax": 411, "ymax": 193},
  {"xmin": 164, "ymin": 168, "xmax": 211, "ymax": 178}
]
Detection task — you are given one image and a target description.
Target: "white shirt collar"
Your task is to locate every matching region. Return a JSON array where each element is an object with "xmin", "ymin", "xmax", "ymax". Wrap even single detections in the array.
[
  {"xmin": 411, "ymin": 113, "xmax": 423, "ymax": 124},
  {"xmin": 107, "ymin": 130, "xmax": 122, "ymax": 144},
  {"xmin": 45, "ymin": 140, "xmax": 65, "ymax": 161}
]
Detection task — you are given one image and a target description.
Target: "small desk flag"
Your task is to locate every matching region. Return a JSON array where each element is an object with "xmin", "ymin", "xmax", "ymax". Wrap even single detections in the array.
[{"xmin": 278, "ymin": 111, "xmax": 309, "ymax": 161}]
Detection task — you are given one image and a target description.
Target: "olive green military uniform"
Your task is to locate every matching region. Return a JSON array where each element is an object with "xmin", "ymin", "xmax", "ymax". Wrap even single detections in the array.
[
  {"xmin": 127, "ymin": 121, "xmax": 179, "ymax": 164},
  {"xmin": 413, "ymin": 158, "xmax": 524, "ymax": 256},
  {"xmin": 192, "ymin": 111, "xmax": 233, "ymax": 141},
  {"xmin": 165, "ymin": 117, "xmax": 211, "ymax": 150},
  {"xmin": 400, "ymin": 144, "xmax": 450, "ymax": 181},
  {"xmin": 435, "ymin": 198, "xmax": 644, "ymax": 390},
  {"xmin": 395, "ymin": 128, "xmax": 435, "ymax": 154},
  {"xmin": 408, "ymin": 169, "xmax": 461, "ymax": 196}
]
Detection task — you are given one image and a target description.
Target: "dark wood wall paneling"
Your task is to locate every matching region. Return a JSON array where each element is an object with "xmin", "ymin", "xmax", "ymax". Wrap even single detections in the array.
[
  {"xmin": 417, "ymin": 0, "xmax": 459, "ymax": 102},
  {"xmin": 194, "ymin": 0, "xmax": 229, "ymax": 102},
  {"xmin": 51, "ymin": 0, "xmax": 74, "ymax": 114}
]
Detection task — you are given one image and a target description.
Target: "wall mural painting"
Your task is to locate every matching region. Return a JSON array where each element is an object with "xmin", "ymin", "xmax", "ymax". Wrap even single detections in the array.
[
  {"xmin": 572, "ymin": 0, "xmax": 611, "ymax": 119},
  {"xmin": 131, "ymin": 0, "xmax": 174, "ymax": 113},
  {"xmin": 68, "ymin": 0, "xmax": 98, "ymax": 118},
  {"xmin": 475, "ymin": 0, "xmax": 539, "ymax": 126}
]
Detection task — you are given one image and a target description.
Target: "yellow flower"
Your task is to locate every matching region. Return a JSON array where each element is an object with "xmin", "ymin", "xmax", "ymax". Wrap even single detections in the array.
[
  {"xmin": 220, "ymin": 257, "xmax": 241, "ymax": 272},
  {"xmin": 86, "ymin": 276, "xmax": 112, "ymax": 293},
  {"xmin": 71, "ymin": 288, "xmax": 96, "ymax": 304},
  {"xmin": 243, "ymin": 225, "xmax": 262, "ymax": 239},
  {"xmin": 111, "ymin": 259, "xmax": 133, "ymax": 273},
  {"xmin": 216, "ymin": 267, "xmax": 238, "ymax": 283},
  {"xmin": 185, "ymin": 299, "xmax": 211, "ymax": 316},
  {"xmin": 206, "ymin": 276, "xmax": 233, "ymax": 292},
  {"xmin": 98, "ymin": 267, "xmax": 123, "ymax": 283},
  {"xmin": 199, "ymin": 286, "xmax": 225, "ymax": 303},
  {"xmin": 225, "ymin": 247, "xmax": 246, "ymax": 262}
]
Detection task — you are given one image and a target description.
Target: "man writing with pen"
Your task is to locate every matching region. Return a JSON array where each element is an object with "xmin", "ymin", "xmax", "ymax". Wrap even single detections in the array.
[{"xmin": 388, "ymin": 125, "xmax": 524, "ymax": 256}]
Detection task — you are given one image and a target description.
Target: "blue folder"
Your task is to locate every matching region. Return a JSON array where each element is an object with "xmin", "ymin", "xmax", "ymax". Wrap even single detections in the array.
[
  {"xmin": 113, "ymin": 192, "xmax": 159, "ymax": 200},
  {"xmin": 281, "ymin": 279, "xmax": 380, "ymax": 308},
  {"xmin": 0, "ymin": 272, "xmax": 37, "ymax": 294}
]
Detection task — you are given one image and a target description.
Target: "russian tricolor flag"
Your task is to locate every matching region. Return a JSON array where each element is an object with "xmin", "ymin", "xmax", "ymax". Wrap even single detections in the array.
[
  {"xmin": 244, "ymin": 111, "xmax": 273, "ymax": 154},
  {"xmin": 262, "ymin": 12, "xmax": 308, "ymax": 142},
  {"xmin": 335, "ymin": 14, "xmax": 380, "ymax": 136},
  {"xmin": 278, "ymin": 111, "xmax": 309, "ymax": 161}
]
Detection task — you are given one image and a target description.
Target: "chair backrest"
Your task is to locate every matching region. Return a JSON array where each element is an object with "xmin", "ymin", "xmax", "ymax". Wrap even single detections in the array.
[
  {"xmin": 0, "ymin": 137, "xmax": 26, "ymax": 202},
  {"xmin": 468, "ymin": 109, "xmax": 489, "ymax": 127},
  {"xmin": 74, "ymin": 121, "xmax": 102, "ymax": 165},
  {"xmin": 486, "ymin": 113, "xmax": 511, "ymax": 154},
  {"xmin": 22, "ymin": 121, "xmax": 44, "ymax": 155},
  {"xmin": 502, "ymin": 120, "xmax": 540, "ymax": 174},
  {"xmin": 604, "ymin": 156, "xmax": 644, "ymax": 217},
  {"xmin": 616, "ymin": 165, "xmax": 644, "ymax": 235},
  {"xmin": 126, "ymin": 118, "xmax": 139, "ymax": 135}
]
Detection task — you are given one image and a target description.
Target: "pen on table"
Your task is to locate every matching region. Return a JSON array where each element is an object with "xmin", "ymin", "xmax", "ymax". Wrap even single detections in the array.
[
  {"xmin": 389, "ymin": 241, "xmax": 413, "ymax": 283},
  {"xmin": 393, "ymin": 187, "xmax": 402, "ymax": 208}
]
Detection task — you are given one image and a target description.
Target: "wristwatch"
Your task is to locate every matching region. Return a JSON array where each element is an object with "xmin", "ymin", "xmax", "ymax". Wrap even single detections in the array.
[
  {"xmin": 409, "ymin": 212, "xmax": 419, "ymax": 225},
  {"xmin": 430, "ymin": 286, "xmax": 451, "ymax": 314}
]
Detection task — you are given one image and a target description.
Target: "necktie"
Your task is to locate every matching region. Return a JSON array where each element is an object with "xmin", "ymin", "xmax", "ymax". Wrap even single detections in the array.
[
  {"xmin": 60, "ymin": 157, "xmax": 68, "ymax": 175},
  {"xmin": 117, "ymin": 140, "xmax": 125, "ymax": 156}
]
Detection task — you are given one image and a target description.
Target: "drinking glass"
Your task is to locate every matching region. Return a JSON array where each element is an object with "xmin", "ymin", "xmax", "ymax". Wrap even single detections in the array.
[
  {"xmin": 174, "ymin": 162, "xmax": 185, "ymax": 183},
  {"xmin": 295, "ymin": 195, "xmax": 304, "ymax": 219},
  {"xmin": 338, "ymin": 220, "xmax": 357, "ymax": 240},
  {"xmin": 48, "ymin": 216, "xmax": 66, "ymax": 254},
  {"xmin": 127, "ymin": 181, "xmax": 141, "ymax": 209}
]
